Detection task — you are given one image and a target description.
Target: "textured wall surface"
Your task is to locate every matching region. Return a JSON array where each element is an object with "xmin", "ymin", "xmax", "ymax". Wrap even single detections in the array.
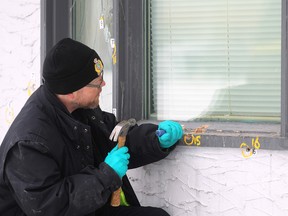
[
  {"xmin": 128, "ymin": 146, "xmax": 288, "ymax": 216},
  {"xmin": 0, "ymin": 1, "xmax": 40, "ymax": 142}
]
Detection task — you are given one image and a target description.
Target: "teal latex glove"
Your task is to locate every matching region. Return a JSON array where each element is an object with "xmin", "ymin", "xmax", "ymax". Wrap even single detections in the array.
[
  {"xmin": 104, "ymin": 145, "xmax": 130, "ymax": 179},
  {"xmin": 158, "ymin": 120, "xmax": 183, "ymax": 148}
]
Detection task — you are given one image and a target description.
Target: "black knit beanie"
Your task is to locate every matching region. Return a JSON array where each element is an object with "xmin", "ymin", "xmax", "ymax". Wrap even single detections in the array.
[{"xmin": 43, "ymin": 38, "xmax": 104, "ymax": 94}]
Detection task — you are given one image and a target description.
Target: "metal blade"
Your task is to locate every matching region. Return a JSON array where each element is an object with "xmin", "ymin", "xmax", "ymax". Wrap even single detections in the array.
[
  {"xmin": 109, "ymin": 120, "xmax": 128, "ymax": 141},
  {"xmin": 109, "ymin": 119, "xmax": 136, "ymax": 142}
]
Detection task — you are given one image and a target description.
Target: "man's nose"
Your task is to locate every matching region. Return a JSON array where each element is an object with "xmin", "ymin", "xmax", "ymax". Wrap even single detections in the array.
[{"xmin": 101, "ymin": 80, "xmax": 106, "ymax": 87}]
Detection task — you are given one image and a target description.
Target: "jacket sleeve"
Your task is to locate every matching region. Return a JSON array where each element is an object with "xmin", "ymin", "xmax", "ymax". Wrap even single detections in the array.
[
  {"xmin": 95, "ymin": 109, "xmax": 178, "ymax": 168},
  {"xmin": 4, "ymin": 141, "xmax": 121, "ymax": 216},
  {"xmin": 125, "ymin": 123, "xmax": 177, "ymax": 169}
]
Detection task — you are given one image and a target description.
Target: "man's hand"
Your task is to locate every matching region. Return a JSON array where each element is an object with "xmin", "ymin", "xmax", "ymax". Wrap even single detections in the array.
[
  {"xmin": 104, "ymin": 145, "xmax": 130, "ymax": 178},
  {"xmin": 158, "ymin": 120, "xmax": 183, "ymax": 148}
]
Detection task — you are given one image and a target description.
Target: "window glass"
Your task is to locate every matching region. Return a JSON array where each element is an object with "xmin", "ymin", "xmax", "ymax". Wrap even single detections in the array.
[
  {"xmin": 149, "ymin": 0, "xmax": 281, "ymax": 122},
  {"xmin": 72, "ymin": 0, "xmax": 114, "ymax": 112}
]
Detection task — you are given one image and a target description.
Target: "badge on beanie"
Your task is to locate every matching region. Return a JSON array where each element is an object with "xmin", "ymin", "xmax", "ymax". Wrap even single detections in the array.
[{"xmin": 94, "ymin": 58, "xmax": 103, "ymax": 75}]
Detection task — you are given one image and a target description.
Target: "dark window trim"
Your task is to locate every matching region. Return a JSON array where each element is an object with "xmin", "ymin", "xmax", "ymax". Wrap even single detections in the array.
[
  {"xmin": 281, "ymin": 0, "xmax": 288, "ymax": 137},
  {"xmin": 40, "ymin": 0, "xmax": 72, "ymax": 73},
  {"xmin": 113, "ymin": 0, "xmax": 146, "ymax": 121}
]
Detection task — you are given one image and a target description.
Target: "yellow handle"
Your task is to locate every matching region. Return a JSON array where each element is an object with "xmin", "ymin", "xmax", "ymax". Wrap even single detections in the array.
[
  {"xmin": 111, "ymin": 188, "xmax": 122, "ymax": 206},
  {"xmin": 117, "ymin": 136, "xmax": 126, "ymax": 148},
  {"xmin": 110, "ymin": 136, "xmax": 126, "ymax": 207}
]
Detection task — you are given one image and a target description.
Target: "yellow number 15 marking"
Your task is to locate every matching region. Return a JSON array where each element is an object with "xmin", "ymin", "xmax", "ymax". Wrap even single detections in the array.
[{"xmin": 184, "ymin": 134, "xmax": 201, "ymax": 146}]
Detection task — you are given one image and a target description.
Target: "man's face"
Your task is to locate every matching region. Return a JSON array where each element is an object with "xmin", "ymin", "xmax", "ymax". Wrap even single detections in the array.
[{"xmin": 74, "ymin": 74, "xmax": 106, "ymax": 109}]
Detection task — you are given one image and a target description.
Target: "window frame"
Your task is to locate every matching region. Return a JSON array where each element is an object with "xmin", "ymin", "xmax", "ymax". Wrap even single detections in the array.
[
  {"xmin": 40, "ymin": 0, "xmax": 72, "ymax": 75},
  {"xmin": 112, "ymin": 0, "xmax": 147, "ymax": 121},
  {"xmin": 115, "ymin": 0, "xmax": 288, "ymax": 151},
  {"xmin": 281, "ymin": 0, "xmax": 288, "ymax": 137},
  {"xmin": 41, "ymin": 0, "xmax": 288, "ymax": 150}
]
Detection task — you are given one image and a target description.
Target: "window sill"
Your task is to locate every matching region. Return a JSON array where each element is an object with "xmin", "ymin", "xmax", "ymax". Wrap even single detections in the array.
[{"xmin": 138, "ymin": 120, "xmax": 287, "ymax": 151}]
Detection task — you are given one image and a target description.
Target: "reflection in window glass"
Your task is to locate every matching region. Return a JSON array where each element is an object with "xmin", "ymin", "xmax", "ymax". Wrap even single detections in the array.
[{"xmin": 72, "ymin": 0, "xmax": 114, "ymax": 112}]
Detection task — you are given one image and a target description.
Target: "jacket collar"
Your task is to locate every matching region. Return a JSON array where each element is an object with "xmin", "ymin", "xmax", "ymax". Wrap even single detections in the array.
[{"xmin": 41, "ymin": 85, "xmax": 91, "ymax": 141}]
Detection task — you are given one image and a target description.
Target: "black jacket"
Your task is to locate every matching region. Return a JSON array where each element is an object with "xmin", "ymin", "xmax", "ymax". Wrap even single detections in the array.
[{"xmin": 0, "ymin": 85, "xmax": 174, "ymax": 216}]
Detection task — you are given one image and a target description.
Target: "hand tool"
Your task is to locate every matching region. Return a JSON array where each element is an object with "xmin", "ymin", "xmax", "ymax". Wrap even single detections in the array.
[
  {"xmin": 156, "ymin": 129, "xmax": 166, "ymax": 137},
  {"xmin": 109, "ymin": 118, "xmax": 136, "ymax": 206},
  {"xmin": 156, "ymin": 125, "xmax": 208, "ymax": 137}
]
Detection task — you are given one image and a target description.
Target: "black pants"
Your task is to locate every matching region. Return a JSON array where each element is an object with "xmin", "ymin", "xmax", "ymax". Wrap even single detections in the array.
[{"xmin": 102, "ymin": 206, "xmax": 170, "ymax": 216}]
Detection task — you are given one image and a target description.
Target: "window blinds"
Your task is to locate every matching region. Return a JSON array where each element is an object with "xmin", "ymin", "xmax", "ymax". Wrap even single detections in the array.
[{"xmin": 149, "ymin": 0, "xmax": 281, "ymax": 121}]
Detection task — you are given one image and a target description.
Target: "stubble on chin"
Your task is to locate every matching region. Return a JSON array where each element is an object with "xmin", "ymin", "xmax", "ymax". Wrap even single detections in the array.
[{"xmin": 87, "ymin": 98, "xmax": 100, "ymax": 110}]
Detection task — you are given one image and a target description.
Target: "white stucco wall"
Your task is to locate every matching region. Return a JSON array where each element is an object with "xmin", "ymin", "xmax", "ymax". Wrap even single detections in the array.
[
  {"xmin": 1, "ymin": 2, "xmax": 288, "ymax": 216},
  {"xmin": 0, "ymin": 1, "xmax": 41, "ymax": 142},
  {"xmin": 128, "ymin": 146, "xmax": 288, "ymax": 216}
]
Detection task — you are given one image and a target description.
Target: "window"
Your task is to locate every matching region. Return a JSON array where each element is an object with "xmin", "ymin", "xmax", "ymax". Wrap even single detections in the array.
[
  {"xmin": 148, "ymin": 0, "xmax": 281, "ymax": 122},
  {"xmin": 41, "ymin": 0, "xmax": 288, "ymax": 150}
]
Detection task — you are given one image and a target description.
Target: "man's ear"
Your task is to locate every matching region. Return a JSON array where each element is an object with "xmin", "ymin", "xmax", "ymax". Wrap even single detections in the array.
[
  {"xmin": 68, "ymin": 91, "xmax": 78, "ymax": 100},
  {"xmin": 66, "ymin": 92, "xmax": 79, "ymax": 102},
  {"xmin": 56, "ymin": 92, "xmax": 79, "ymax": 113}
]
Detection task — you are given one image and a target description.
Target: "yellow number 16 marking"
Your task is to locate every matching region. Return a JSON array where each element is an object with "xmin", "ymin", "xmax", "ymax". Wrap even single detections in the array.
[{"xmin": 240, "ymin": 137, "xmax": 261, "ymax": 158}]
